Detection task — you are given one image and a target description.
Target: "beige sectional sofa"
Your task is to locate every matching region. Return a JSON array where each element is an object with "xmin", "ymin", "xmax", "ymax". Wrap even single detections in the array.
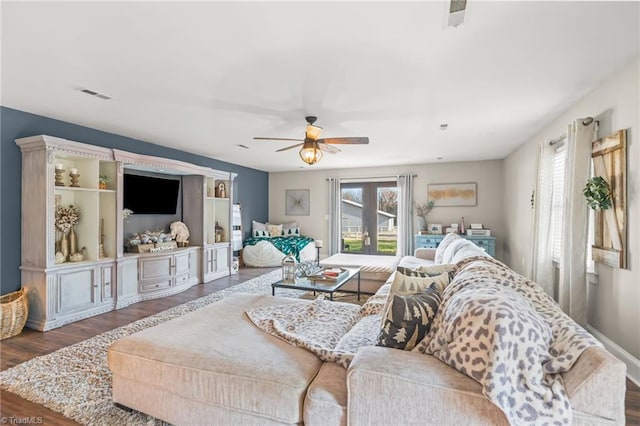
[{"xmin": 108, "ymin": 235, "xmax": 627, "ymax": 425}]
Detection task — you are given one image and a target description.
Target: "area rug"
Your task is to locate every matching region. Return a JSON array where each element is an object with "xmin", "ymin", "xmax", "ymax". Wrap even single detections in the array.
[{"xmin": 0, "ymin": 270, "xmax": 366, "ymax": 425}]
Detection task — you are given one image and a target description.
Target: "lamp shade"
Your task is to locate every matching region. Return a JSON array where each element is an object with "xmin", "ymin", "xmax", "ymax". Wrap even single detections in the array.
[{"xmin": 299, "ymin": 141, "xmax": 323, "ymax": 165}]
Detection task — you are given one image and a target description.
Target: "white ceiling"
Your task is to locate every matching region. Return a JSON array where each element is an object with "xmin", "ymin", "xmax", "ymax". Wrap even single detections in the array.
[{"xmin": 2, "ymin": 1, "xmax": 639, "ymax": 172}]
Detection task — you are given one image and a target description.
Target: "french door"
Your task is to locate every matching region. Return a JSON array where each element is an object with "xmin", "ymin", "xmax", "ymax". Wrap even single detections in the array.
[{"xmin": 340, "ymin": 181, "xmax": 397, "ymax": 255}]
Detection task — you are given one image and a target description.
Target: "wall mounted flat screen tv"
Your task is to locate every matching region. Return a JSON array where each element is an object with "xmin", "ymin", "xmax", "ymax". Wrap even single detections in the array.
[{"xmin": 123, "ymin": 174, "xmax": 180, "ymax": 214}]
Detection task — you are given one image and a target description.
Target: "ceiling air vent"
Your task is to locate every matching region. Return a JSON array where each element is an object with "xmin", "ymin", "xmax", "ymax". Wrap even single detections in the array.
[{"xmin": 78, "ymin": 88, "xmax": 112, "ymax": 100}]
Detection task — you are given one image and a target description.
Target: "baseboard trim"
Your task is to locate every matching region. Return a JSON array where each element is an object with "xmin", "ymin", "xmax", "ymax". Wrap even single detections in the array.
[{"xmin": 586, "ymin": 324, "xmax": 640, "ymax": 387}]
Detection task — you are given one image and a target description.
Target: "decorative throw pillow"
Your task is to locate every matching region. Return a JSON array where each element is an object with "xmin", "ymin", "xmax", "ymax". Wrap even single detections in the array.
[
  {"xmin": 415, "ymin": 264, "xmax": 455, "ymax": 276},
  {"xmin": 396, "ymin": 265, "xmax": 453, "ymax": 278},
  {"xmin": 376, "ymin": 287, "xmax": 442, "ymax": 350},
  {"xmin": 389, "ymin": 270, "xmax": 449, "ymax": 296},
  {"xmin": 379, "ymin": 271, "xmax": 448, "ymax": 329},
  {"xmin": 282, "ymin": 221, "xmax": 298, "ymax": 234},
  {"xmin": 282, "ymin": 227, "xmax": 301, "ymax": 236},
  {"xmin": 266, "ymin": 223, "xmax": 283, "ymax": 237},
  {"xmin": 252, "ymin": 229, "xmax": 269, "ymax": 238},
  {"xmin": 252, "ymin": 220, "xmax": 268, "ymax": 233}
]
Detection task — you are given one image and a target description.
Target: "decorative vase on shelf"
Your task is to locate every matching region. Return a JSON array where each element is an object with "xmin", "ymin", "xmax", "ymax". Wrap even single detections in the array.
[
  {"xmin": 69, "ymin": 227, "xmax": 78, "ymax": 255},
  {"xmin": 60, "ymin": 232, "xmax": 69, "ymax": 261}
]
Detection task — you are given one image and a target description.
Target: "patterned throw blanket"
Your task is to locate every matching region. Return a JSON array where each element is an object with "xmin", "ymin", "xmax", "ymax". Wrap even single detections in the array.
[
  {"xmin": 243, "ymin": 235, "xmax": 314, "ymax": 261},
  {"xmin": 245, "ymin": 297, "xmax": 379, "ymax": 368},
  {"xmin": 415, "ymin": 256, "xmax": 602, "ymax": 425},
  {"xmin": 247, "ymin": 255, "xmax": 602, "ymax": 425}
]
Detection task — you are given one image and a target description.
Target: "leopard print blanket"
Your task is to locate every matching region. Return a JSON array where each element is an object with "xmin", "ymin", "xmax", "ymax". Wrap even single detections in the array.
[
  {"xmin": 414, "ymin": 256, "xmax": 602, "ymax": 425},
  {"xmin": 245, "ymin": 297, "xmax": 379, "ymax": 368}
]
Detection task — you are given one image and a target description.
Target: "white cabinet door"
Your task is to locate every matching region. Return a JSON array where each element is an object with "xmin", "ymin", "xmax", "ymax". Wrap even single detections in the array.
[
  {"xmin": 100, "ymin": 263, "xmax": 115, "ymax": 302},
  {"xmin": 56, "ymin": 266, "xmax": 98, "ymax": 315},
  {"xmin": 215, "ymin": 245, "xmax": 229, "ymax": 274}
]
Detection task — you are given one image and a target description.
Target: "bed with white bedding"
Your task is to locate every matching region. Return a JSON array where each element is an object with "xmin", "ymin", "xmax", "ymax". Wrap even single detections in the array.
[{"xmin": 242, "ymin": 220, "xmax": 317, "ymax": 267}]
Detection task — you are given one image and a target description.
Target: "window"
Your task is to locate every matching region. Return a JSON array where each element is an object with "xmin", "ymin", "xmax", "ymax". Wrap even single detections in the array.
[
  {"xmin": 340, "ymin": 181, "xmax": 397, "ymax": 255},
  {"xmin": 550, "ymin": 141, "xmax": 567, "ymax": 262}
]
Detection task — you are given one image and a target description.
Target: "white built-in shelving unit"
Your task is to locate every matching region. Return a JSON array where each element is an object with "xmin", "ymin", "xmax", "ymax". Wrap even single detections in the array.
[{"xmin": 16, "ymin": 135, "xmax": 236, "ymax": 330}]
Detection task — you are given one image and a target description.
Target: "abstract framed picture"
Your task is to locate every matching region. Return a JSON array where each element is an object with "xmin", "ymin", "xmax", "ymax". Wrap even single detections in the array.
[
  {"xmin": 428, "ymin": 183, "xmax": 477, "ymax": 207},
  {"xmin": 285, "ymin": 189, "xmax": 310, "ymax": 216}
]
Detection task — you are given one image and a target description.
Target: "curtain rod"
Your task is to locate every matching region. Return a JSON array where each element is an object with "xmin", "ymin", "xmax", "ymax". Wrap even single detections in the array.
[
  {"xmin": 326, "ymin": 174, "xmax": 417, "ymax": 181},
  {"xmin": 549, "ymin": 117, "xmax": 599, "ymax": 146}
]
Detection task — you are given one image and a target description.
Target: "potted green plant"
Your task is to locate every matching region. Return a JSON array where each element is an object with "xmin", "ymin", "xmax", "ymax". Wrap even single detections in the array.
[
  {"xmin": 583, "ymin": 176, "xmax": 612, "ymax": 210},
  {"xmin": 98, "ymin": 174, "xmax": 110, "ymax": 189}
]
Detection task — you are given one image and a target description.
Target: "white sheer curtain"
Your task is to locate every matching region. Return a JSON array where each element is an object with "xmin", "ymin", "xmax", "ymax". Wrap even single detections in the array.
[
  {"xmin": 531, "ymin": 118, "xmax": 596, "ymax": 326},
  {"xmin": 327, "ymin": 177, "xmax": 341, "ymax": 255},
  {"xmin": 558, "ymin": 119, "xmax": 596, "ymax": 326},
  {"xmin": 396, "ymin": 174, "xmax": 414, "ymax": 256},
  {"xmin": 531, "ymin": 139, "xmax": 556, "ymax": 296}
]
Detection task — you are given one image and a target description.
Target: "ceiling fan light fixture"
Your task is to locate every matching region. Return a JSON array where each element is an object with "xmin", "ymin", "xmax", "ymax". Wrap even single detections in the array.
[
  {"xmin": 299, "ymin": 141, "xmax": 323, "ymax": 165},
  {"xmin": 305, "ymin": 124, "xmax": 323, "ymax": 140}
]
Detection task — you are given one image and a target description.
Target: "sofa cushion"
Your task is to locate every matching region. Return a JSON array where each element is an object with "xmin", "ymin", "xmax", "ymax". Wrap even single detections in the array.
[
  {"xmin": 377, "ymin": 288, "xmax": 441, "ymax": 351},
  {"xmin": 304, "ymin": 362, "xmax": 348, "ymax": 426},
  {"xmin": 347, "ymin": 347, "xmax": 509, "ymax": 425},
  {"xmin": 109, "ymin": 293, "xmax": 323, "ymax": 424}
]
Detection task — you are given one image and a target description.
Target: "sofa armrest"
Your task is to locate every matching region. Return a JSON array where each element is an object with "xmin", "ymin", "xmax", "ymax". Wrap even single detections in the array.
[
  {"xmin": 347, "ymin": 347, "xmax": 507, "ymax": 426},
  {"xmin": 562, "ymin": 346, "xmax": 626, "ymax": 424},
  {"xmin": 413, "ymin": 247, "xmax": 435, "ymax": 261}
]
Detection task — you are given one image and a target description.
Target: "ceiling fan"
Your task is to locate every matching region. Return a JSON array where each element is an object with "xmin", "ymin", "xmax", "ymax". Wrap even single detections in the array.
[{"xmin": 253, "ymin": 116, "xmax": 369, "ymax": 165}]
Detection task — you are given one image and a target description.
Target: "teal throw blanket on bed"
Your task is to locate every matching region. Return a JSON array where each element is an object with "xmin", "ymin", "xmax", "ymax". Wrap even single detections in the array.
[{"xmin": 243, "ymin": 236, "xmax": 314, "ymax": 261}]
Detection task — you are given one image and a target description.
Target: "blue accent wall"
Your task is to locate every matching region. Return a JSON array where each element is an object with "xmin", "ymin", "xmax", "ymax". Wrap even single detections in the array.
[{"xmin": 0, "ymin": 106, "xmax": 269, "ymax": 295}]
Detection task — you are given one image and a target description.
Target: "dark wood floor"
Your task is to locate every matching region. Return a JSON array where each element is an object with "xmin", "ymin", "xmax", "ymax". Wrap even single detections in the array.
[{"xmin": 1, "ymin": 267, "xmax": 639, "ymax": 425}]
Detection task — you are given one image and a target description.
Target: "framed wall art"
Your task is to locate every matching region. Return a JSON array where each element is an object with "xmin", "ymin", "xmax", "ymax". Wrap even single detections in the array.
[
  {"xmin": 285, "ymin": 189, "xmax": 310, "ymax": 216},
  {"xmin": 428, "ymin": 182, "xmax": 477, "ymax": 207}
]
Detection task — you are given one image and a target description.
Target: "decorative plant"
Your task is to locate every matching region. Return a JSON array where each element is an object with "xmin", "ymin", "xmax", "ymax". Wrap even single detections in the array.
[
  {"xmin": 583, "ymin": 176, "xmax": 612, "ymax": 210},
  {"xmin": 414, "ymin": 200, "xmax": 435, "ymax": 228},
  {"xmin": 98, "ymin": 174, "xmax": 111, "ymax": 184},
  {"xmin": 55, "ymin": 205, "xmax": 81, "ymax": 233}
]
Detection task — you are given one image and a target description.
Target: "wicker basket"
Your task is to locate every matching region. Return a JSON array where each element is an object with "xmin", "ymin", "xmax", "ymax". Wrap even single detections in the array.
[{"xmin": 0, "ymin": 288, "xmax": 28, "ymax": 340}]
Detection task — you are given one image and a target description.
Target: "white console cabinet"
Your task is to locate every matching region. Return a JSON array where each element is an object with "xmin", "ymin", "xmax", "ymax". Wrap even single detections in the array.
[{"xmin": 16, "ymin": 135, "xmax": 236, "ymax": 330}]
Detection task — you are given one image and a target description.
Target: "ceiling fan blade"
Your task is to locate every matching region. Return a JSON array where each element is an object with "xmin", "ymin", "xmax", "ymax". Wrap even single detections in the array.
[
  {"xmin": 317, "ymin": 137, "xmax": 369, "ymax": 145},
  {"xmin": 317, "ymin": 142, "xmax": 341, "ymax": 154},
  {"xmin": 276, "ymin": 143, "xmax": 304, "ymax": 152},
  {"xmin": 254, "ymin": 137, "xmax": 304, "ymax": 142}
]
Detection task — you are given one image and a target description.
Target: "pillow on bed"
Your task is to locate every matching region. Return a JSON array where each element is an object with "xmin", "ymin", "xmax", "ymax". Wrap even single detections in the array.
[
  {"xmin": 252, "ymin": 220, "xmax": 268, "ymax": 233},
  {"xmin": 282, "ymin": 221, "xmax": 298, "ymax": 232},
  {"xmin": 282, "ymin": 227, "xmax": 301, "ymax": 236},
  {"xmin": 266, "ymin": 223, "xmax": 283, "ymax": 237},
  {"xmin": 252, "ymin": 229, "xmax": 269, "ymax": 237}
]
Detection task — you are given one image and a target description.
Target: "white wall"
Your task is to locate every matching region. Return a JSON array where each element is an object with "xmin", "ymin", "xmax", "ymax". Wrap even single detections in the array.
[
  {"xmin": 269, "ymin": 160, "xmax": 504, "ymax": 260},
  {"xmin": 503, "ymin": 58, "xmax": 640, "ymax": 363}
]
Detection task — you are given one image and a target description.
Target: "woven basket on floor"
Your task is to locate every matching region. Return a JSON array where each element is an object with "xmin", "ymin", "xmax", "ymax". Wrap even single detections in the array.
[{"xmin": 0, "ymin": 288, "xmax": 28, "ymax": 340}]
